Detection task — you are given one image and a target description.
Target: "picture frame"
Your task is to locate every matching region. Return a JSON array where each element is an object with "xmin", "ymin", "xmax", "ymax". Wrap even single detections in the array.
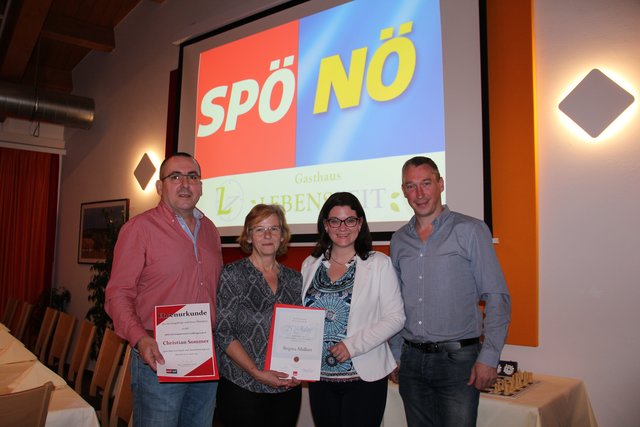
[{"xmin": 78, "ymin": 198, "xmax": 130, "ymax": 264}]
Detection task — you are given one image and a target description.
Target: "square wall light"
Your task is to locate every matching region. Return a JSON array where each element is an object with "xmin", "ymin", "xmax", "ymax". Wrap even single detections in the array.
[
  {"xmin": 559, "ymin": 68, "xmax": 635, "ymax": 138},
  {"xmin": 134, "ymin": 153, "xmax": 157, "ymax": 190}
]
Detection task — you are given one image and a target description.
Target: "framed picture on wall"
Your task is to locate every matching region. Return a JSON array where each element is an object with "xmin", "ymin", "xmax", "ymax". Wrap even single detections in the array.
[{"xmin": 78, "ymin": 198, "xmax": 129, "ymax": 264}]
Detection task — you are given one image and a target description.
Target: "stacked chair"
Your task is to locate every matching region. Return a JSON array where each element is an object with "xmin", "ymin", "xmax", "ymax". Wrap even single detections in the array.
[
  {"xmin": 66, "ymin": 319, "xmax": 97, "ymax": 392},
  {"xmin": 47, "ymin": 311, "xmax": 77, "ymax": 375},
  {"xmin": 33, "ymin": 307, "xmax": 59, "ymax": 360},
  {"xmin": 110, "ymin": 345, "xmax": 134, "ymax": 427},
  {"xmin": 10, "ymin": 300, "xmax": 33, "ymax": 342},
  {"xmin": 82, "ymin": 327, "xmax": 126, "ymax": 426},
  {"xmin": 1, "ymin": 297, "xmax": 19, "ymax": 326},
  {"xmin": 0, "ymin": 381, "xmax": 54, "ymax": 427},
  {"xmin": 9, "ymin": 300, "xmax": 135, "ymax": 426}
]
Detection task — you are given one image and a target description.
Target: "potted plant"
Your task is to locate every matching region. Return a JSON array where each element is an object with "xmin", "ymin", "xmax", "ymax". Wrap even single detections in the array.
[{"xmin": 85, "ymin": 213, "xmax": 122, "ymax": 359}]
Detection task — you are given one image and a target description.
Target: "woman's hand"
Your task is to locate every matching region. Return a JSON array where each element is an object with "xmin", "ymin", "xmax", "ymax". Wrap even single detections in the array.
[
  {"xmin": 254, "ymin": 369, "xmax": 299, "ymax": 388},
  {"xmin": 329, "ymin": 341, "xmax": 352, "ymax": 363}
]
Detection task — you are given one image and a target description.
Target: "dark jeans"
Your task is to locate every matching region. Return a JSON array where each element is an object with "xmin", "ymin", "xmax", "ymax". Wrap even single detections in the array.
[
  {"xmin": 308, "ymin": 377, "xmax": 388, "ymax": 427},
  {"xmin": 216, "ymin": 377, "xmax": 301, "ymax": 427},
  {"xmin": 399, "ymin": 342, "xmax": 480, "ymax": 427}
]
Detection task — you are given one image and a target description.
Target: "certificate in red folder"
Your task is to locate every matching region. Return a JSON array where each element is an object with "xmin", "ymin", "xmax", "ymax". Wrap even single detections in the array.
[
  {"xmin": 154, "ymin": 303, "xmax": 218, "ymax": 382},
  {"xmin": 265, "ymin": 304, "xmax": 325, "ymax": 381}
]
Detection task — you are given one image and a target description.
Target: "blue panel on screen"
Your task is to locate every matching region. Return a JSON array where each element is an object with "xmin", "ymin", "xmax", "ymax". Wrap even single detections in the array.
[{"xmin": 296, "ymin": 0, "xmax": 444, "ymax": 166}]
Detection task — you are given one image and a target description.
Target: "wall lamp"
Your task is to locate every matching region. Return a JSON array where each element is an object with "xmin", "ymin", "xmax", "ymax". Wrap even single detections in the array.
[
  {"xmin": 558, "ymin": 68, "xmax": 635, "ymax": 139},
  {"xmin": 134, "ymin": 153, "xmax": 157, "ymax": 190}
]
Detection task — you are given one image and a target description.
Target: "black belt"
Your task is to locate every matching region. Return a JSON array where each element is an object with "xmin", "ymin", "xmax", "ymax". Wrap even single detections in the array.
[{"xmin": 404, "ymin": 337, "xmax": 480, "ymax": 353}]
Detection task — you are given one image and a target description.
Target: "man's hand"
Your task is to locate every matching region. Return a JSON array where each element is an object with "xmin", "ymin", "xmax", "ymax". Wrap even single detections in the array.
[
  {"xmin": 136, "ymin": 336, "xmax": 165, "ymax": 372},
  {"xmin": 467, "ymin": 362, "xmax": 497, "ymax": 390}
]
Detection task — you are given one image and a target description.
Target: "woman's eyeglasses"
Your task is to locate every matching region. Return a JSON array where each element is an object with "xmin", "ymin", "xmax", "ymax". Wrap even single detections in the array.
[
  {"xmin": 250, "ymin": 225, "xmax": 282, "ymax": 235},
  {"xmin": 326, "ymin": 217, "xmax": 360, "ymax": 228}
]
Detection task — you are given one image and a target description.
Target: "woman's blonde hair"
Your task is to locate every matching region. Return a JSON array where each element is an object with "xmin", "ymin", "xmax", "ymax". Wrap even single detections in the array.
[{"xmin": 237, "ymin": 204, "xmax": 291, "ymax": 256}]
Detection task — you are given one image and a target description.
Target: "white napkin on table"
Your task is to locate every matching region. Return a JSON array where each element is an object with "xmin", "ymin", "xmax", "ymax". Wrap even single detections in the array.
[
  {"xmin": 0, "ymin": 339, "xmax": 37, "ymax": 364},
  {"xmin": 0, "ymin": 329, "xmax": 16, "ymax": 349},
  {"xmin": 0, "ymin": 359, "xmax": 67, "ymax": 394},
  {"xmin": 10, "ymin": 360, "xmax": 67, "ymax": 392}
]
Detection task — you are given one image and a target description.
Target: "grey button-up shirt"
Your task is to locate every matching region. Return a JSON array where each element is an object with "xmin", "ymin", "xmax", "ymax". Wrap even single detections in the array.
[{"xmin": 390, "ymin": 206, "xmax": 511, "ymax": 367}]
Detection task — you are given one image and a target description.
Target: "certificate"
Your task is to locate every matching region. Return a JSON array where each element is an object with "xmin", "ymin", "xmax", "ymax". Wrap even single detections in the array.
[
  {"xmin": 265, "ymin": 304, "xmax": 325, "ymax": 381},
  {"xmin": 154, "ymin": 303, "xmax": 218, "ymax": 382}
]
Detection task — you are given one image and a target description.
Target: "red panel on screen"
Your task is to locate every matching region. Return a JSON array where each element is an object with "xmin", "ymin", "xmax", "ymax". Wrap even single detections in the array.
[{"xmin": 195, "ymin": 21, "xmax": 299, "ymax": 179}]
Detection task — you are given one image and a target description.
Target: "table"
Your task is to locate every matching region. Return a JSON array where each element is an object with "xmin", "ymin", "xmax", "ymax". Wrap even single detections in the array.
[
  {"xmin": 297, "ymin": 373, "xmax": 598, "ymax": 427},
  {"xmin": 383, "ymin": 374, "xmax": 599, "ymax": 427},
  {"xmin": 0, "ymin": 325, "xmax": 100, "ymax": 427}
]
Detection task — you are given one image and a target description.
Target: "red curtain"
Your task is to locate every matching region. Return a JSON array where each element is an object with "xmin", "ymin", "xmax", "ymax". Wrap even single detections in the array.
[{"xmin": 0, "ymin": 147, "xmax": 59, "ymax": 314}]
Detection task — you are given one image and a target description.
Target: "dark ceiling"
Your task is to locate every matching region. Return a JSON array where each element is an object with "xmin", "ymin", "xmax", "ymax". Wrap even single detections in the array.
[{"xmin": 0, "ymin": 0, "xmax": 165, "ymax": 94}]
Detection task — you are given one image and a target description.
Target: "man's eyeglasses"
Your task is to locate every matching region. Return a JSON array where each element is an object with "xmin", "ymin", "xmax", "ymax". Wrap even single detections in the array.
[
  {"xmin": 326, "ymin": 217, "xmax": 360, "ymax": 228},
  {"xmin": 250, "ymin": 225, "xmax": 282, "ymax": 235},
  {"xmin": 160, "ymin": 172, "xmax": 201, "ymax": 184}
]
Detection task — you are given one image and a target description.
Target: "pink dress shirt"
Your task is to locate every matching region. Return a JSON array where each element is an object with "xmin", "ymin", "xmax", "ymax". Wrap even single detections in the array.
[{"xmin": 105, "ymin": 201, "xmax": 223, "ymax": 347}]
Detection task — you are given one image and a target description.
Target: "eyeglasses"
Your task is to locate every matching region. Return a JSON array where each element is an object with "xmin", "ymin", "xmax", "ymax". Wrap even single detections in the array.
[
  {"xmin": 160, "ymin": 172, "xmax": 201, "ymax": 184},
  {"xmin": 326, "ymin": 216, "xmax": 360, "ymax": 228},
  {"xmin": 250, "ymin": 225, "xmax": 282, "ymax": 235}
]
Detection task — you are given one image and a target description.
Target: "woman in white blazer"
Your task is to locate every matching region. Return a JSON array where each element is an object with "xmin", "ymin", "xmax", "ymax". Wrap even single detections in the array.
[{"xmin": 301, "ymin": 192, "xmax": 405, "ymax": 427}]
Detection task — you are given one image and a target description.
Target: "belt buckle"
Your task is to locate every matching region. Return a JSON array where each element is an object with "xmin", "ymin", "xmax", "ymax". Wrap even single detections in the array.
[{"xmin": 446, "ymin": 341, "xmax": 462, "ymax": 352}]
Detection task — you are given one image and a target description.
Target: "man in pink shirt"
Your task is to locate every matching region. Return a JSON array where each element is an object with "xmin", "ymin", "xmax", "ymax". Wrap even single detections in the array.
[{"xmin": 106, "ymin": 152, "xmax": 223, "ymax": 427}]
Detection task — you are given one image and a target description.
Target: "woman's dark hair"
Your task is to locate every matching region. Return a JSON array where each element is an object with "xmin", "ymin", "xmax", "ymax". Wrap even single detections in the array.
[{"xmin": 312, "ymin": 192, "xmax": 372, "ymax": 260}]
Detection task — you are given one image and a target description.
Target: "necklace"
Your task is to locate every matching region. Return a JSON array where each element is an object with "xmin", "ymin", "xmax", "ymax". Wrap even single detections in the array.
[
  {"xmin": 249, "ymin": 256, "xmax": 278, "ymax": 272},
  {"xmin": 329, "ymin": 253, "xmax": 356, "ymax": 266}
]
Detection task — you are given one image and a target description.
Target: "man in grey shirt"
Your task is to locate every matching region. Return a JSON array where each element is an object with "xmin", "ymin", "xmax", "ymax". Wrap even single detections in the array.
[{"xmin": 390, "ymin": 156, "xmax": 511, "ymax": 427}]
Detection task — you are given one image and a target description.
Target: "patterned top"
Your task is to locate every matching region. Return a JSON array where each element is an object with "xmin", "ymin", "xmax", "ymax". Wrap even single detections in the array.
[
  {"xmin": 304, "ymin": 257, "xmax": 359, "ymax": 381},
  {"xmin": 215, "ymin": 257, "xmax": 302, "ymax": 393}
]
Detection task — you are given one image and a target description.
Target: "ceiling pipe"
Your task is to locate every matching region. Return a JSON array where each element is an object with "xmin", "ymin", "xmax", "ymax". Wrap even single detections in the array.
[{"xmin": 0, "ymin": 81, "xmax": 95, "ymax": 129}]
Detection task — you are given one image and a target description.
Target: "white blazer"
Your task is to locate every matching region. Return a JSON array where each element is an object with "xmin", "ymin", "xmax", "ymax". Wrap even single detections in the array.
[{"xmin": 301, "ymin": 251, "xmax": 406, "ymax": 381}]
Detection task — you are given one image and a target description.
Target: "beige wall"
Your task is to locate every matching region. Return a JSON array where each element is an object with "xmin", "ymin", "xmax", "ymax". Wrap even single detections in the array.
[
  {"xmin": 52, "ymin": 1, "xmax": 640, "ymax": 426},
  {"xmin": 502, "ymin": 1, "xmax": 640, "ymax": 426}
]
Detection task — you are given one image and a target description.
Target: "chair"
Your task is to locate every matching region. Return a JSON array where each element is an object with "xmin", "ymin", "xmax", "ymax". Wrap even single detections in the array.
[
  {"xmin": 87, "ymin": 327, "xmax": 125, "ymax": 427},
  {"xmin": 0, "ymin": 381, "xmax": 54, "ymax": 427},
  {"xmin": 46, "ymin": 312, "xmax": 77, "ymax": 374},
  {"xmin": 1, "ymin": 297, "xmax": 19, "ymax": 325},
  {"xmin": 66, "ymin": 319, "xmax": 96, "ymax": 392},
  {"xmin": 9, "ymin": 300, "xmax": 23, "ymax": 332},
  {"xmin": 109, "ymin": 345, "xmax": 133, "ymax": 427},
  {"xmin": 12, "ymin": 301, "xmax": 33, "ymax": 342},
  {"xmin": 33, "ymin": 307, "xmax": 59, "ymax": 360}
]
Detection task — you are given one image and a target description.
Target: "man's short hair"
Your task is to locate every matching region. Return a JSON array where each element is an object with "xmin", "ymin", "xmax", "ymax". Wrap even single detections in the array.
[
  {"xmin": 401, "ymin": 156, "xmax": 441, "ymax": 180},
  {"xmin": 159, "ymin": 152, "xmax": 201, "ymax": 178}
]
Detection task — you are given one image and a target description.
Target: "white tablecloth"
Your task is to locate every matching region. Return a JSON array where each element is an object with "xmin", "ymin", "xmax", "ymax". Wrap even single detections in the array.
[
  {"xmin": 0, "ymin": 324, "xmax": 99, "ymax": 427},
  {"xmin": 297, "ymin": 373, "xmax": 599, "ymax": 427},
  {"xmin": 475, "ymin": 374, "xmax": 599, "ymax": 427}
]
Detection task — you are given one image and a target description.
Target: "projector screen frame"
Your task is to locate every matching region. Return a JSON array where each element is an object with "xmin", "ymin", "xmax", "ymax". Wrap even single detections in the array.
[{"xmin": 174, "ymin": 0, "xmax": 493, "ymax": 245}]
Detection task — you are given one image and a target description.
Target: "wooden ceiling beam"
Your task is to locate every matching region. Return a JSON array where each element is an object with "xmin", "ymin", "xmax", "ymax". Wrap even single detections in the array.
[
  {"xmin": 41, "ymin": 13, "xmax": 115, "ymax": 52},
  {"xmin": 21, "ymin": 63, "xmax": 73, "ymax": 93},
  {"xmin": 0, "ymin": 0, "xmax": 54, "ymax": 78}
]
